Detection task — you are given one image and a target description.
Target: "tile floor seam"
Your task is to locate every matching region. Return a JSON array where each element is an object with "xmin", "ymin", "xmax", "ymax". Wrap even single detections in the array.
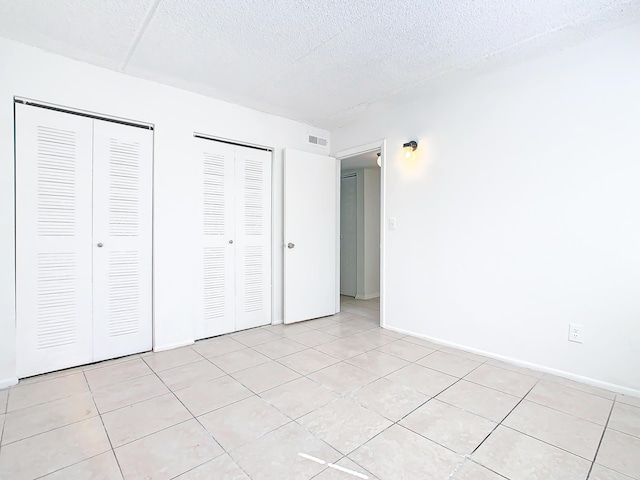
[
  {"xmin": 30, "ymin": 452, "xmax": 115, "ymax": 480},
  {"xmin": 585, "ymin": 396, "xmax": 617, "ymax": 480},
  {"xmin": 147, "ymin": 363, "xmax": 229, "ymax": 459},
  {"xmin": 84, "ymin": 369, "xmax": 127, "ymax": 480},
  {"xmin": 522, "ymin": 396, "xmax": 613, "ymax": 427},
  {"xmin": 469, "ymin": 378, "xmax": 540, "ymax": 457}
]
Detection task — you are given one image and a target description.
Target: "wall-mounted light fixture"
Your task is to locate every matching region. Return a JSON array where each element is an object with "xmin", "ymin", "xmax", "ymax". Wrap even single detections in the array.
[
  {"xmin": 376, "ymin": 152, "xmax": 381, "ymax": 167},
  {"xmin": 403, "ymin": 140, "xmax": 418, "ymax": 159}
]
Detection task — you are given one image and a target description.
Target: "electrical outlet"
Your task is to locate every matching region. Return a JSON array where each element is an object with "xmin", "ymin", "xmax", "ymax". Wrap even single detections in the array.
[
  {"xmin": 389, "ymin": 217, "xmax": 397, "ymax": 230},
  {"xmin": 568, "ymin": 323, "xmax": 583, "ymax": 343}
]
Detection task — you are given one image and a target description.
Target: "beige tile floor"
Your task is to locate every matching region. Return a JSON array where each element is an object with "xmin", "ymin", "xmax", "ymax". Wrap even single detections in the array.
[{"xmin": 0, "ymin": 296, "xmax": 639, "ymax": 479}]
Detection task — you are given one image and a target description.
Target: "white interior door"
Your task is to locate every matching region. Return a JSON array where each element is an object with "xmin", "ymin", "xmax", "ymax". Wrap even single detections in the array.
[
  {"xmin": 196, "ymin": 139, "xmax": 236, "ymax": 339},
  {"xmin": 234, "ymin": 145, "xmax": 272, "ymax": 330},
  {"xmin": 284, "ymin": 149, "xmax": 338, "ymax": 323},
  {"xmin": 16, "ymin": 104, "xmax": 94, "ymax": 377},
  {"xmin": 340, "ymin": 174, "xmax": 357, "ymax": 297},
  {"xmin": 92, "ymin": 119, "xmax": 153, "ymax": 361}
]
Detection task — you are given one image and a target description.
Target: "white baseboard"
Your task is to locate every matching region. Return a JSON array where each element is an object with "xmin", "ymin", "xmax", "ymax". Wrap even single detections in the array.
[
  {"xmin": 153, "ymin": 339, "xmax": 194, "ymax": 352},
  {"xmin": 0, "ymin": 377, "xmax": 19, "ymax": 389},
  {"xmin": 384, "ymin": 324, "xmax": 640, "ymax": 399}
]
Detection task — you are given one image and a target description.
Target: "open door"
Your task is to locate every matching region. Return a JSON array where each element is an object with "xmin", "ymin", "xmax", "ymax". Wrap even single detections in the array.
[{"xmin": 284, "ymin": 149, "xmax": 338, "ymax": 324}]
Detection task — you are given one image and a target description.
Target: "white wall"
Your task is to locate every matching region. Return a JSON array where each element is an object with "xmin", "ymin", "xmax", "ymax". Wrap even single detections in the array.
[
  {"xmin": 363, "ymin": 168, "xmax": 381, "ymax": 299},
  {"xmin": 332, "ymin": 25, "xmax": 640, "ymax": 393},
  {"xmin": 0, "ymin": 37, "xmax": 329, "ymax": 387}
]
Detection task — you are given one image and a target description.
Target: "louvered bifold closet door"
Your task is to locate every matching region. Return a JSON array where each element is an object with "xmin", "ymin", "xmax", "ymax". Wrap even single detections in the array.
[
  {"xmin": 234, "ymin": 146, "xmax": 272, "ymax": 330},
  {"xmin": 196, "ymin": 139, "xmax": 235, "ymax": 339},
  {"xmin": 92, "ymin": 119, "xmax": 153, "ymax": 361},
  {"xmin": 15, "ymin": 104, "xmax": 94, "ymax": 377}
]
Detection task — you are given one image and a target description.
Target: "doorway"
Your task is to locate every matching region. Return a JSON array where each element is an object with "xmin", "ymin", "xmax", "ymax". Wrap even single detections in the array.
[{"xmin": 337, "ymin": 142, "xmax": 384, "ymax": 325}]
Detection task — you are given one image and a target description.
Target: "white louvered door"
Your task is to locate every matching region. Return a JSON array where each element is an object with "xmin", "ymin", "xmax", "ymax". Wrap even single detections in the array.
[
  {"xmin": 196, "ymin": 139, "xmax": 271, "ymax": 339},
  {"xmin": 92, "ymin": 119, "xmax": 153, "ymax": 361},
  {"xmin": 15, "ymin": 104, "xmax": 94, "ymax": 377},
  {"xmin": 197, "ymin": 139, "xmax": 235, "ymax": 338},
  {"xmin": 16, "ymin": 104, "xmax": 153, "ymax": 377},
  {"xmin": 235, "ymin": 146, "xmax": 271, "ymax": 330}
]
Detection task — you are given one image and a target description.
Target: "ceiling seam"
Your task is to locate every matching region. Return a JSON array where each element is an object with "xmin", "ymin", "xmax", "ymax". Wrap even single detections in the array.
[{"xmin": 119, "ymin": 0, "xmax": 162, "ymax": 71}]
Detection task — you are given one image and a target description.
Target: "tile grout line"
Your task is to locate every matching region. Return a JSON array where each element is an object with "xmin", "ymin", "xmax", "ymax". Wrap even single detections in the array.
[
  {"xmin": 469, "ymin": 378, "xmax": 541, "ymax": 457},
  {"xmin": 83, "ymin": 369, "xmax": 127, "ymax": 480},
  {"xmin": 585, "ymin": 396, "xmax": 616, "ymax": 480}
]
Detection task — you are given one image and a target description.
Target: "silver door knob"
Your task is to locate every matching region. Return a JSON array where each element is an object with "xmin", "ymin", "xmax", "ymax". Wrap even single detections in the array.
[
  {"xmin": 287, "ymin": 243, "xmax": 295, "ymax": 249},
  {"xmin": 97, "ymin": 243, "xmax": 104, "ymax": 248},
  {"xmin": 229, "ymin": 240, "xmax": 234, "ymax": 244}
]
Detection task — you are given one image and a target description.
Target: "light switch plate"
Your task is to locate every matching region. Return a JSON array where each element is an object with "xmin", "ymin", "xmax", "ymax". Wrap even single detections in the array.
[{"xmin": 389, "ymin": 218, "xmax": 397, "ymax": 230}]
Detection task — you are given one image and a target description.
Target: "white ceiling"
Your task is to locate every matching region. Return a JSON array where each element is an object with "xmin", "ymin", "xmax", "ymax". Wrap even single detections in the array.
[
  {"xmin": 341, "ymin": 150, "xmax": 380, "ymax": 171},
  {"xmin": 1, "ymin": 0, "xmax": 638, "ymax": 129}
]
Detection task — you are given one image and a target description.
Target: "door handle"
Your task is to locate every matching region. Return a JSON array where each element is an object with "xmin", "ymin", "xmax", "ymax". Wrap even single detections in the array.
[
  {"xmin": 287, "ymin": 243, "xmax": 295, "ymax": 249},
  {"xmin": 97, "ymin": 243, "xmax": 104, "ymax": 248},
  {"xmin": 229, "ymin": 240, "xmax": 234, "ymax": 244}
]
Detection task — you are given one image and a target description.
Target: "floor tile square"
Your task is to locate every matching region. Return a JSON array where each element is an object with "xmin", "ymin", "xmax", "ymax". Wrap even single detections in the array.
[
  {"xmin": 230, "ymin": 422, "xmax": 341, "ymax": 480},
  {"xmin": 320, "ymin": 322, "xmax": 372, "ymax": 338},
  {"xmin": 314, "ymin": 457, "xmax": 380, "ymax": 480},
  {"xmin": 452, "ymin": 460, "xmax": 506, "ymax": 480},
  {"xmin": 417, "ymin": 351, "xmax": 482, "ymax": 378},
  {"xmin": 608, "ymin": 401, "xmax": 640, "ymax": 438},
  {"xmin": 473, "ymin": 425, "xmax": 591, "ymax": 480},
  {"xmin": 350, "ymin": 424, "xmax": 463, "ymax": 480},
  {"xmin": 101, "ymin": 393, "xmax": 192, "ymax": 447},
  {"xmin": 315, "ymin": 337, "xmax": 374, "ymax": 360},
  {"xmin": 302, "ymin": 316, "xmax": 341, "ymax": 330},
  {"xmin": 39, "ymin": 451, "xmax": 123, "ymax": 480},
  {"xmin": 260, "ymin": 377, "xmax": 339, "ymax": 419},
  {"xmin": 503, "ymin": 399, "xmax": 604, "ymax": 460},
  {"xmin": 92, "ymin": 374, "xmax": 169, "ymax": 413},
  {"xmin": 0, "ymin": 417, "xmax": 111, "ymax": 480},
  {"xmin": 464, "ymin": 363, "xmax": 538, "ymax": 397},
  {"xmin": 198, "ymin": 396, "xmax": 290, "ymax": 450},
  {"xmin": 2, "ymin": 392, "xmax": 97, "ymax": 445},
  {"xmin": 543, "ymin": 374, "xmax": 617, "ymax": 399},
  {"xmin": 299, "ymin": 397, "xmax": 392, "ymax": 454},
  {"xmin": 526, "ymin": 380, "xmax": 613, "ymax": 425},
  {"xmin": 114, "ymin": 419, "xmax": 223, "ymax": 480},
  {"xmin": 173, "ymin": 375, "xmax": 253, "ymax": 416},
  {"xmin": 596, "ymin": 429, "xmax": 640, "ymax": 478},
  {"xmin": 0, "ymin": 388, "xmax": 7, "ymax": 413},
  {"xmin": 346, "ymin": 350, "xmax": 409, "ymax": 377},
  {"xmin": 252, "ymin": 338, "xmax": 307, "ymax": 359},
  {"xmin": 436, "ymin": 380, "xmax": 520, "ymax": 422},
  {"xmin": 209, "ymin": 348, "xmax": 271, "ymax": 374},
  {"xmin": 401, "ymin": 399, "xmax": 497, "ymax": 454},
  {"xmin": 231, "ymin": 361, "xmax": 300, "ymax": 393},
  {"xmin": 174, "ymin": 453, "xmax": 250, "ymax": 479},
  {"xmin": 287, "ymin": 329, "xmax": 338, "ymax": 347},
  {"xmin": 617, "ymin": 394, "xmax": 640, "ymax": 408},
  {"xmin": 7, "ymin": 373, "xmax": 89, "ymax": 412},
  {"xmin": 376, "ymin": 340, "xmax": 435, "ymax": 362},
  {"xmin": 142, "ymin": 346, "xmax": 203, "ymax": 373},
  {"xmin": 277, "ymin": 348, "xmax": 339, "ymax": 375},
  {"xmin": 232, "ymin": 329, "xmax": 281, "ymax": 347},
  {"xmin": 84, "ymin": 358, "xmax": 153, "ymax": 390},
  {"xmin": 590, "ymin": 463, "xmax": 637, "ymax": 480},
  {"xmin": 308, "ymin": 362, "xmax": 378, "ymax": 394},
  {"xmin": 156, "ymin": 359, "xmax": 225, "ymax": 391},
  {"xmin": 350, "ymin": 378, "xmax": 428, "ymax": 422},
  {"xmin": 263, "ymin": 323, "xmax": 313, "ymax": 338},
  {"xmin": 191, "ymin": 336, "xmax": 246, "ymax": 358},
  {"xmin": 385, "ymin": 364, "xmax": 457, "ymax": 397}
]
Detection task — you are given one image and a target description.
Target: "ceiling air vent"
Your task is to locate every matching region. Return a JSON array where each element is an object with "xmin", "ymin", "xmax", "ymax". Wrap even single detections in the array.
[{"xmin": 308, "ymin": 134, "xmax": 328, "ymax": 147}]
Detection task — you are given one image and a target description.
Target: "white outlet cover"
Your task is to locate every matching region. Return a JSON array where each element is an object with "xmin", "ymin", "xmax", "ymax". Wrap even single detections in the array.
[{"xmin": 568, "ymin": 323, "xmax": 584, "ymax": 344}]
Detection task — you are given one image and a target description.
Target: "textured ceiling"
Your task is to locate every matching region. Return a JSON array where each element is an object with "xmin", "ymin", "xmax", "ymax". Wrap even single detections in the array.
[{"xmin": 1, "ymin": 0, "xmax": 639, "ymax": 129}]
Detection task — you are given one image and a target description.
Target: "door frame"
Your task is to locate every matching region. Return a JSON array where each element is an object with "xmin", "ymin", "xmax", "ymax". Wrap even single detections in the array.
[{"xmin": 335, "ymin": 139, "xmax": 387, "ymax": 328}]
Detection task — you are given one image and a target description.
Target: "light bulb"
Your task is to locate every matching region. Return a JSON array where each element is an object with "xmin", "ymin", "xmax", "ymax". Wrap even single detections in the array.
[
  {"xmin": 376, "ymin": 154, "xmax": 381, "ymax": 167},
  {"xmin": 404, "ymin": 148, "xmax": 412, "ymax": 159}
]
